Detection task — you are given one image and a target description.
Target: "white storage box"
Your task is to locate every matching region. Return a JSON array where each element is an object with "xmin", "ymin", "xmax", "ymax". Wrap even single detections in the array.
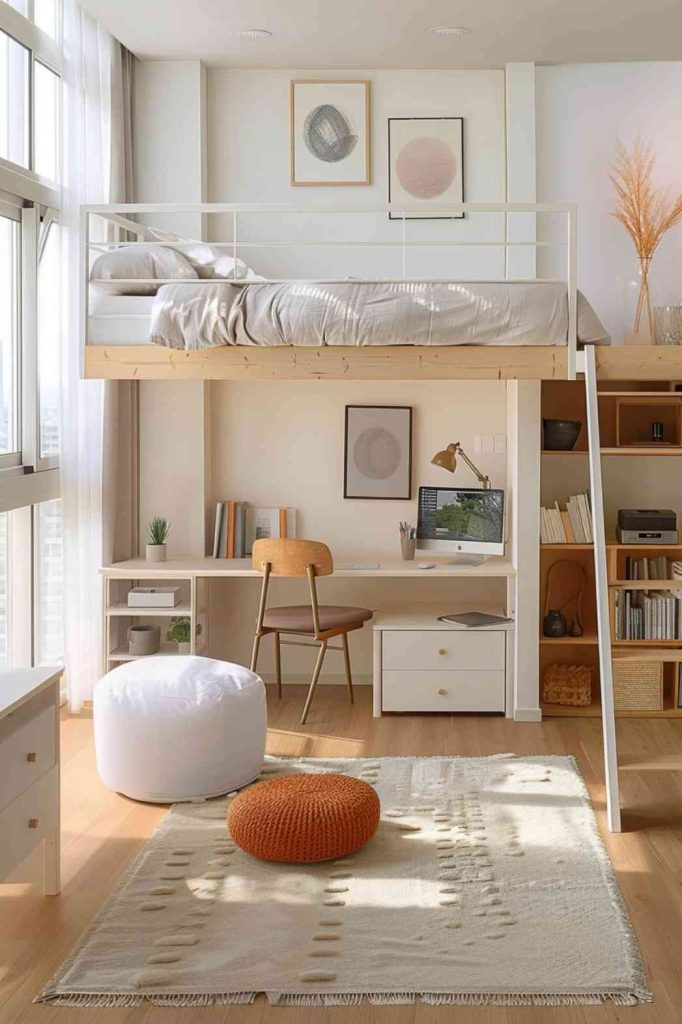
[{"xmin": 127, "ymin": 587, "xmax": 180, "ymax": 608}]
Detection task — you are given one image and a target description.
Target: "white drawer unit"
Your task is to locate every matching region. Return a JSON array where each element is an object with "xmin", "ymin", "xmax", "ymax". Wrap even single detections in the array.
[
  {"xmin": 373, "ymin": 610, "xmax": 511, "ymax": 717},
  {"xmin": 0, "ymin": 668, "xmax": 62, "ymax": 895},
  {"xmin": 382, "ymin": 630, "xmax": 505, "ymax": 672}
]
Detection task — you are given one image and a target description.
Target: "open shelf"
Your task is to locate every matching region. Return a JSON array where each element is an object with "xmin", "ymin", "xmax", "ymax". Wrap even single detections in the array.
[
  {"xmin": 107, "ymin": 643, "xmax": 182, "ymax": 662},
  {"xmin": 540, "ymin": 635, "xmax": 598, "ymax": 645},
  {"xmin": 541, "ymin": 543, "xmax": 593, "ymax": 550},
  {"xmin": 609, "ymin": 580, "xmax": 682, "ymax": 590},
  {"xmin": 541, "ymin": 700, "xmax": 601, "ymax": 718},
  {"xmin": 106, "ymin": 602, "xmax": 192, "ymax": 617},
  {"xmin": 601, "ymin": 446, "xmax": 682, "ymax": 456}
]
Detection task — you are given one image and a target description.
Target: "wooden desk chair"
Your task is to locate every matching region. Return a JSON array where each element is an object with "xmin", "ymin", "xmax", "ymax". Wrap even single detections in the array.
[{"xmin": 250, "ymin": 539, "xmax": 373, "ymax": 724}]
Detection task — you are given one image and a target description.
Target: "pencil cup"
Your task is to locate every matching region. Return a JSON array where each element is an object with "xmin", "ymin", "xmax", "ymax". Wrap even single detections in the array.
[{"xmin": 400, "ymin": 537, "xmax": 416, "ymax": 561}]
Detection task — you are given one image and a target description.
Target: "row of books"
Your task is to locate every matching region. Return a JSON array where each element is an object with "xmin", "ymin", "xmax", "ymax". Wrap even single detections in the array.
[
  {"xmin": 212, "ymin": 503, "xmax": 296, "ymax": 559},
  {"xmin": 623, "ymin": 556, "xmax": 682, "ymax": 581},
  {"xmin": 615, "ymin": 589, "xmax": 682, "ymax": 641},
  {"xmin": 540, "ymin": 492, "xmax": 593, "ymax": 545}
]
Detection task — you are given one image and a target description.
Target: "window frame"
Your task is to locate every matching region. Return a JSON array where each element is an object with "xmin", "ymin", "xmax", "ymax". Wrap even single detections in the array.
[{"xmin": 0, "ymin": 1, "xmax": 62, "ymax": 675}]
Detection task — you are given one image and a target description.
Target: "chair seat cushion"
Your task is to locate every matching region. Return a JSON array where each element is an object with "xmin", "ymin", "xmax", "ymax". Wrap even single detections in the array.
[
  {"xmin": 262, "ymin": 604, "xmax": 373, "ymax": 634},
  {"xmin": 228, "ymin": 772, "xmax": 380, "ymax": 862}
]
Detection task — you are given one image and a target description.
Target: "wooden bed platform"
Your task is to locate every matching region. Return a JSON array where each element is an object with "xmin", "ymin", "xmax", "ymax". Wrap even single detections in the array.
[{"xmin": 84, "ymin": 344, "xmax": 682, "ymax": 381}]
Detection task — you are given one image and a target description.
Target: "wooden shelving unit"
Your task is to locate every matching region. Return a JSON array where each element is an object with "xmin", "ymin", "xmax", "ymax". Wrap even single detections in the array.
[{"xmin": 540, "ymin": 378, "xmax": 682, "ymax": 719}]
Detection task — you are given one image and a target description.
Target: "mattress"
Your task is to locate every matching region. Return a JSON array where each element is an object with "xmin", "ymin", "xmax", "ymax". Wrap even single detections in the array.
[{"xmin": 88, "ymin": 281, "xmax": 610, "ymax": 348}]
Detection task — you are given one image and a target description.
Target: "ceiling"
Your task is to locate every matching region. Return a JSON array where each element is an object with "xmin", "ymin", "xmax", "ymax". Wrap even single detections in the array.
[{"xmin": 78, "ymin": 0, "xmax": 682, "ymax": 68}]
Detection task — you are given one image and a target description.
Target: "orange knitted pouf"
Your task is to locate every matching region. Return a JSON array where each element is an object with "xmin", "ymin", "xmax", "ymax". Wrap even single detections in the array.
[{"xmin": 228, "ymin": 773, "xmax": 380, "ymax": 863}]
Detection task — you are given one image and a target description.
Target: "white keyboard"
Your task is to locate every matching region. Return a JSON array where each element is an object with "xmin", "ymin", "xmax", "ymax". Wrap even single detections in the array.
[{"xmin": 336, "ymin": 561, "xmax": 380, "ymax": 571}]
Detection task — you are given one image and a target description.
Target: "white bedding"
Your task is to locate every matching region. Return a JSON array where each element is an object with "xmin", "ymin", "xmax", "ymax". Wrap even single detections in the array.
[{"xmin": 145, "ymin": 280, "xmax": 610, "ymax": 349}]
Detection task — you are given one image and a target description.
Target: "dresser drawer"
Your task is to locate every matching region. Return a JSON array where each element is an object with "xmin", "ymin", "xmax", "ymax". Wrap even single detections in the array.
[
  {"xmin": 382, "ymin": 630, "xmax": 505, "ymax": 672},
  {"xmin": 0, "ymin": 766, "xmax": 58, "ymax": 880},
  {"xmin": 0, "ymin": 703, "xmax": 56, "ymax": 810},
  {"xmin": 382, "ymin": 670, "xmax": 505, "ymax": 713}
]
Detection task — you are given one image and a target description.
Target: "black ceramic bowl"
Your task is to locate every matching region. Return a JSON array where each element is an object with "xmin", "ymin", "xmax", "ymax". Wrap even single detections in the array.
[{"xmin": 543, "ymin": 418, "xmax": 581, "ymax": 451}]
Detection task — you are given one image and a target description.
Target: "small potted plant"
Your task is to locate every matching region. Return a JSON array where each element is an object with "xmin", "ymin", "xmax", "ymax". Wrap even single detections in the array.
[
  {"xmin": 166, "ymin": 616, "xmax": 201, "ymax": 655},
  {"xmin": 146, "ymin": 517, "xmax": 170, "ymax": 562}
]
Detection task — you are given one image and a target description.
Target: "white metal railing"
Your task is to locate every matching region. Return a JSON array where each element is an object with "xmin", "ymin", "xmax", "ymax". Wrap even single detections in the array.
[{"xmin": 81, "ymin": 202, "xmax": 579, "ymax": 378}]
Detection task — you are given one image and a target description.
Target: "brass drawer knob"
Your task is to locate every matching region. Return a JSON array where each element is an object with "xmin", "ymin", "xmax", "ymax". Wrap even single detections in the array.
[
  {"xmin": 26, "ymin": 752, "xmax": 37, "ymax": 763},
  {"xmin": 28, "ymin": 818, "xmax": 39, "ymax": 829},
  {"xmin": 438, "ymin": 648, "xmax": 447, "ymax": 655},
  {"xmin": 438, "ymin": 688, "xmax": 448, "ymax": 696}
]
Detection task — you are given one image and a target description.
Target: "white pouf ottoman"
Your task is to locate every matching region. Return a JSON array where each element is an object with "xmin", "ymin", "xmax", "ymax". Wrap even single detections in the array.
[{"xmin": 94, "ymin": 655, "xmax": 266, "ymax": 802}]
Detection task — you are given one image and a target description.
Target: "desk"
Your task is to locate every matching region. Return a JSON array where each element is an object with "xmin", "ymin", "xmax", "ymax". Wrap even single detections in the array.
[
  {"xmin": 103, "ymin": 556, "xmax": 515, "ymax": 580},
  {"xmin": 101, "ymin": 557, "xmax": 516, "ymax": 713}
]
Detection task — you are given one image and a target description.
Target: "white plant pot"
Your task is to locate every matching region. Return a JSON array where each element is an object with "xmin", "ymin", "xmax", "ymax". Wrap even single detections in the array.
[
  {"xmin": 146, "ymin": 543, "xmax": 167, "ymax": 562},
  {"xmin": 177, "ymin": 641, "xmax": 191, "ymax": 654}
]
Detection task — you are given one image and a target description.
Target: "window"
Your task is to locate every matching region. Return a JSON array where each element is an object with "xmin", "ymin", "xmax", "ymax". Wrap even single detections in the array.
[
  {"xmin": 34, "ymin": 498, "xmax": 63, "ymax": 665},
  {"xmin": 0, "ymin": 1, "xmax": 63, "ymax": 675},
  {"xmin": 37, "ymin": 219, "xmax": 61, "ymax": 457},
  {"xmin": 0, "ymin": 214, "xmax": 19, "ymax": 458},
  {"xmin": 6, "ymin": 1, "xmax": 59, "ymax": 38},
  {"xmin": 33, "ymin": 0, "xmax": 58, "ymax": 38},
  {"xmin": 0, "ymin": 28, "xmax": 30, "ymax": 168},
  {"xmin": 34, "ymin": 59, "xmax": 58, "ymax": 180}
]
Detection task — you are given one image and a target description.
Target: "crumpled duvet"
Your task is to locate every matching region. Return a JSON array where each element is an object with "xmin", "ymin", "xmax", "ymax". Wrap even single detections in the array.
[{"xmin": 148, "ymin": 280, "xmax": 610, "ymax": 350}]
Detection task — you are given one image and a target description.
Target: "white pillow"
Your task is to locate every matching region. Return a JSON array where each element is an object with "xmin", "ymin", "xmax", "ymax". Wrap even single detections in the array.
[
  {"xmin": 146, "ymin": 226, "xmax": 258, "ymax": 281},
  {"xmin": 90, "ymin": 245, "xmax": 197, "ymax": 295}
]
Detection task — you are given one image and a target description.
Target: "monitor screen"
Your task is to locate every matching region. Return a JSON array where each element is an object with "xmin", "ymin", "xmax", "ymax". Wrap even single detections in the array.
[{"xmin": 417, "ymin": 487, "xmax": 504, "ymax": 545}]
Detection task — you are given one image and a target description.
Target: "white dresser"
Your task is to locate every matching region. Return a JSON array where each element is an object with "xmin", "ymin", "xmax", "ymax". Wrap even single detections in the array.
[
  {"xmin": 373, "ymin": 610, "xmax": 511, "ymax": 717},
  {"xmin": 0, "ymin": 668, "xmax": 62, "ymax": 894}
]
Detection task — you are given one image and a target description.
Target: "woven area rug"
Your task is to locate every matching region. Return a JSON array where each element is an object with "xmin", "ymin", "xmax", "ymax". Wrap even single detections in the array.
[{"xmin": 37, "ymin": 755, "xmax": 651, "ymax": 1007}]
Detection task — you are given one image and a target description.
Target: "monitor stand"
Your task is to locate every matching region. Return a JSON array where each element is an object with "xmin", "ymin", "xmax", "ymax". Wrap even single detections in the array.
[{"xmin": 444, "ymin": 553, "xmax": 489, "ymax": 566}]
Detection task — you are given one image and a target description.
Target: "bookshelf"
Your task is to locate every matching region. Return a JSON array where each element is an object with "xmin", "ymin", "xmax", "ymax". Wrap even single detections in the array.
[{"xmin": 540, "ymin": 379, "xmax": 682, "ymax": 719}]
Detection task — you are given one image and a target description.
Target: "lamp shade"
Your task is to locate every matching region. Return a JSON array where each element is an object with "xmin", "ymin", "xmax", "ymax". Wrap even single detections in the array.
[{"xmin": 431, "ymin": 443, "xmax": 457, "ymax": 473}]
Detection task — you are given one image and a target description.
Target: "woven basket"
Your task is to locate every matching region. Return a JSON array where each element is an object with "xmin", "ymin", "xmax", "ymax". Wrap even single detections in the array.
[
  {"xmin": 612, "ymin": 661, "xmax": 664, "ymax": 712},
  {"xmin": 542, "ymin": 664, "xmax": 592, "ymax": 707}
]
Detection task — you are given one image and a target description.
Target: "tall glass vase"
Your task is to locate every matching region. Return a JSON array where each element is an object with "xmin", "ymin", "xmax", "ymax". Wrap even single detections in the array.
[{"xmin": 633, "ymin": 256, "xmax": 654, "ymax": 340}]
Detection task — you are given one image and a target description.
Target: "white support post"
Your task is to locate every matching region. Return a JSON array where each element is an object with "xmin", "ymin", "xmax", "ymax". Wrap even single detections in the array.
[
  {"xmin": 566, "ymin": 204, "xmax": 578, "ymax": 380},
  {"xmin": 583, "ymin": 345, "xmax": 621, "ymax": 833}
]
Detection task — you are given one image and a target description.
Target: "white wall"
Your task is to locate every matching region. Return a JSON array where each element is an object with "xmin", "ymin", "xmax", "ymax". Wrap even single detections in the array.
[
  {"xmin": 537, "ymin": 62, "xmax": 682, "ymax": 343},
  {"xmin": 133, "ymin": 60, "xmax": 206, "ymax": 237},
  {"xmin": 206, "ymin": 379, "xmax": 508, "ymax": 682},
  {"xmin": 206, "ymin": 68, "xmax": 507, "ymax": 279}
]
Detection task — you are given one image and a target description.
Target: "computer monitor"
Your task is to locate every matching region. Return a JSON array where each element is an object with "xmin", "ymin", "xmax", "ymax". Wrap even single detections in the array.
[{"xmin": 417, "ymin": 486, "xmax": 505, "ymax": 564}]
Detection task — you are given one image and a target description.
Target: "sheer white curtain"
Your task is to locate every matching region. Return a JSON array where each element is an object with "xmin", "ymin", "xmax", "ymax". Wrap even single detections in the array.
[{"xmin": 60, "ymin": 1, "xmax": 131, "ymax": 709}]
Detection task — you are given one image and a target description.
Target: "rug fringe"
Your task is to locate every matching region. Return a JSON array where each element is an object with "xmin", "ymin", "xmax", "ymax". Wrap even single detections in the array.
[{"xmin": 35, "ymin": 989, "xmax": 653, "ymax": 1008}]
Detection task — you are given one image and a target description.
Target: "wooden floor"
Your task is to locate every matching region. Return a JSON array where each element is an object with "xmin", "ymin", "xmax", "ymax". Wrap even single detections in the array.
[{"xmin": 3, "ymin": 685, "xmax": 682, "ymax": 1024}]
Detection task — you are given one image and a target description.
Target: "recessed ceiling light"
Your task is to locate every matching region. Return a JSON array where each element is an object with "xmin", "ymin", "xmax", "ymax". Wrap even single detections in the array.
[
  {"xmin": 428, "ymin": 26, "xmax": 471, "ymax": 36},
  {"xmin": 234, "ymin": 28, "xmax": 273, "ymax": 40}
]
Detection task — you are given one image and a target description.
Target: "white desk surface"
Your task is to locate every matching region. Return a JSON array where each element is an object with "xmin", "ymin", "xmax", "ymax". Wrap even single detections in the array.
[
  {"xmin": 373, "ymin": 607, "xmax": 514, "ymax": 630},
  {"xmin": 0, "ymin": 666, "xmax": 63, "ymax": 719},
  {"xmin": 102, "ymin": 556, "xmax": 515, "ymax": 579}
]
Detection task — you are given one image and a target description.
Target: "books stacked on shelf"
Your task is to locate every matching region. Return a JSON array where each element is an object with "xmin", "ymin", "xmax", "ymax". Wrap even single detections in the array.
[
  {"xmin": 212, "ymin": 503, "xmax": 296, "ymax": 558},
  {"xmin": 540, "ymin": 492, "xmax": 593, "ymax": 544},
  {"xmin": 615, "ymin": 589, "xmax": 682, "ymax": 640},
  {"xmin": 623, "ymin": 556, "xmax": 682, "ymax": 581}
]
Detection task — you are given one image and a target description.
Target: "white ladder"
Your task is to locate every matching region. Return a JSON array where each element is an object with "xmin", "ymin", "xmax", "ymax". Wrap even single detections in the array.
[{"xmin": 579, "ymin": 346, "xmax": 621, "ymax": 832}]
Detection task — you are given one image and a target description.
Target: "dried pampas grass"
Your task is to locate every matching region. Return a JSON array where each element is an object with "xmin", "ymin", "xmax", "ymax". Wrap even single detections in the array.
[{"xmin": 609, "ymin": 137, "xmax": 682, "ymax": 338}]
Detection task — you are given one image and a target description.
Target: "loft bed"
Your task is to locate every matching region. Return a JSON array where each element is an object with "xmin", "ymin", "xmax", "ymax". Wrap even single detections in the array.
[
  {"xmin": 81, "ymin": 201, "xmax": 682, "ymax": 832},
  {"xmin": 81, "ymin": 202, "xmax": 682, "ymax": 382},
  {"xmin": 83, "ymin": 201, "xmax": 590, "ymax": 380}
]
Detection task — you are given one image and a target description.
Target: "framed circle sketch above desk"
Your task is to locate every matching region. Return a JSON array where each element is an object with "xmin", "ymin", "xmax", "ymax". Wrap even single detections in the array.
[{"xmin": 344, "ymin": 405, "xmax": 412, "ymax": 500}]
